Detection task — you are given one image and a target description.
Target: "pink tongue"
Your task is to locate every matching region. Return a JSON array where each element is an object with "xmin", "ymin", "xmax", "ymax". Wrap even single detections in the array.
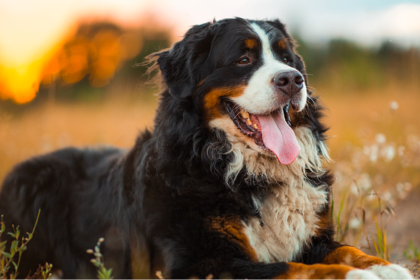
[{"xmin": 258, "ymin": 109, "xmax": 300, "ymax": 165}]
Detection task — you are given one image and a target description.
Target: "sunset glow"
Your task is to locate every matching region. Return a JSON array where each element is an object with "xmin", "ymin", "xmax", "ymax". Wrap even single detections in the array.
[
  {"xmin": 0, "ymin": 22, "xmax": 145, "ymax": 103},
  {"xmin": 0, "ymin": 0, "xmax": 149, "ymax": 103}
]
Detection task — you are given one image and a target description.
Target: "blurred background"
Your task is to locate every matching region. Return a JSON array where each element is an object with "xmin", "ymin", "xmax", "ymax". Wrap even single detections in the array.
[{"xmin": 1, "ymin": 0, "xmax": 420, "ymax": 273}]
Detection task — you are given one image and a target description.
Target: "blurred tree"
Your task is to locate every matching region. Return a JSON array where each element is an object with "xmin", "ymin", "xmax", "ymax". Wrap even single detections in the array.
[
  {"xmin": 37, "ymin": 22, "xmax": 171, "ymax": 103},
  {"xmin": 293, "ymin": 33, "xmax": 326, "ymax": 87}
]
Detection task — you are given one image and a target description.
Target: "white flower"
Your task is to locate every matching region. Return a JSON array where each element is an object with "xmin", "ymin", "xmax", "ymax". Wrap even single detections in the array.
[
  {"xmin": 349, "ymin": 218, "xmax": 361, "ymax": 229},
  {"xmin": 376, "ymin": 134, "xmax": 386, "ymax": 144},
  {"xmin": 396, "ymin": 183, "xmax": 408, "ymax": 200},
  {"xmin": 358, "ymin": 173, "xmax": 371, "ymax": 192},
  {"xmin": 389, "ymin": 101, "xmax": 399, "ymax": 111},
  {"xmin": 350, "ymin": 181, "xmax": 359, "ymax": 195},
  {"xmin": 396, "ymin": 182, "xmax": 404, "ymax": 193},
  {"xmin": 367, "ymin": 191, "xmax": 376, "ymax": 201},
  {"xmin": 382, "ymin": 191, "xmax": 392, "ymax": 202},
  {"xmin": 383, "ymin": 145, "xmax": 395, "ymax": 162}
]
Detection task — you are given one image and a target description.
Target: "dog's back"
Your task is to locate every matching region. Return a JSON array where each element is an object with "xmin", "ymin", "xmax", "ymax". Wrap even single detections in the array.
[{"xmin": 0, "ymin": 146, "xmax": 136, "ymax": 278}]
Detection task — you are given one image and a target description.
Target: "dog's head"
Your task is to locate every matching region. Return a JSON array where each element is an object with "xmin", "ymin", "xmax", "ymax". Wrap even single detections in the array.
[{"xmin": 151, "ymin": 18, "xmax": 325, "ymax": 185}]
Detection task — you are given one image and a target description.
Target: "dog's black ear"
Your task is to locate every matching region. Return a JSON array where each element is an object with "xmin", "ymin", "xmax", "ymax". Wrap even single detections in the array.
[
  {"xmin": 266, "ymin": 19, "xmax": 293, "ymax": 43},
  {"xmin": 154, "ymin": 22, "xmax": 217, "ymax": 97}
]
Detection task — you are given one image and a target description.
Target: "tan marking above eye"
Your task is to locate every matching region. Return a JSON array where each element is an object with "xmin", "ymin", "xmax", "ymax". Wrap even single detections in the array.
[
  {"xmin": 278, "ymin": 40, "xmax": 286, "ymax": 50},
  {"xmin": 245, "ymin": 38, "xmax": 257, "ymax": 49}
]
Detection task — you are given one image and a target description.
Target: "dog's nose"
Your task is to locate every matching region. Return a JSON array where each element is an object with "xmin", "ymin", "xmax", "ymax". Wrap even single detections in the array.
[{"xmin": 273, "ymin": 71, "xmax": 304, "ymax": 96}]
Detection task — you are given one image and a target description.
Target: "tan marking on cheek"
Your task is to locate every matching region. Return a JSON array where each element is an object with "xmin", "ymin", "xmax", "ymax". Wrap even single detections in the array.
[
  {"xmin": 204, "ymin": 86, "xmax": 245, "ymax": 120},
  {"xmin": 209, "ymin": 217, "xmax": 258, "ymax": 262},
  {"xmin": 278, "ymin": 39, "xmax": 286, "ymax": 50},
  {"xmin": 245, "ymin": 38, "xmax": 257, "ymax": 49},
  {"xmin": 322, "ymin": 246, "xmax": 390, "ymax": 268}
]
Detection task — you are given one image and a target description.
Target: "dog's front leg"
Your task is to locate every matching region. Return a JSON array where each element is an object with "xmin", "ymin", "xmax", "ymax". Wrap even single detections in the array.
[
  {"xmin": 322, "ymin": 246, "xmax": 413, "ymax": 279},
  {"xmin": 171, "ymin": 259, "xmax": 381, "ymax": 279},
  {"xmin": 273, "ymin": 262, "xmax": 380, "ymax": 279}
]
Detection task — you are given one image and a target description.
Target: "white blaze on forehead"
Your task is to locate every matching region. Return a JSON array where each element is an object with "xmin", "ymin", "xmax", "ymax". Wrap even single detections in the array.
[
  {"xmin": 250, "ymin": 23, "xmax": 290, "ymax": 69},
  {"xmin": 231, "ymin": 22, "xmax": 307, "ymax": 113}
]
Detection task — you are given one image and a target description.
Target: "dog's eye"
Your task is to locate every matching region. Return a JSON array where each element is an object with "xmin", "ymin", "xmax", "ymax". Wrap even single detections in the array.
[
  {"xmin": 283, "ymin": 56, "xmax": 290, "ymax": 64},
  {"xmin": 237, "ymin": 56, "xmax": 251, "ymax": 65}
]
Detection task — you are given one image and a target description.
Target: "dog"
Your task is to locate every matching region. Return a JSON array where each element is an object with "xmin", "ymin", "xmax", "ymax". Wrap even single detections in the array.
[{"xmin": 0, "ymin": 18, "xmax": 413, "ymax": 279}]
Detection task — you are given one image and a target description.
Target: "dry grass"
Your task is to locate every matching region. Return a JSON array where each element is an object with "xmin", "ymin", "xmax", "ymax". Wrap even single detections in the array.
[
  {"xmin": 0, "ymin": 85, "xmax": 419, "ymax": 268},
  {"xmin": 321, "ymin": 85, "xmax": 420, "ymax": 261},
  {"xmin": 0, "ymin": 94, "xmax": 157, "ymax": 180}
]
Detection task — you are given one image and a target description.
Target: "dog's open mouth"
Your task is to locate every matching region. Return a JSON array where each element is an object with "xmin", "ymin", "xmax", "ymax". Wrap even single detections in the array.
[
  {"xmin": 224, "ymin": 101, "xmax": 300, "ymax": 165},
  {"xmin": 224, "ymin": 100, "xmax": 265, "ymax": 146}
]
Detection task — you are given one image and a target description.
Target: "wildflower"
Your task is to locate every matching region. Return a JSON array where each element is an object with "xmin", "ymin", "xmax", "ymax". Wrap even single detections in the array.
[
  {"xmin": 389, "ymin": 101, "xmax": 399, "ymax": 111},
  {"xmin": 349, "ymin": 218, "xmax": 361, "ymax": 229},
  {"xmin": 382, "ymin": 145, "xmax": 395, "ymax": 162},
  {"xmin": 395, "ymin": 182, "xmax": 411, "ymax": 199},
  {"xmin": 396, "ymin": 182, "xmax": 404, "ymax": 193},
  {"xmin": 367, "ymin": 190, "xmax": 376, "ymax": 201},
  {"xmin": 358, "ymin": 173, "xmax": 371, "ymax": 192},
  {"xmin": 350, "ymin": 181, "xmax": 359, "ymax": 195},
  {"xmin": 375, "ymin": 134, "xmax": 386, "ymax": 144},
  {"xmin": 396, "ymin": 183, "xmax": 408, "ymax": 200},
  {"xmin": 382, "ymin": 191, "xmax": 392, "ymax": 202}
]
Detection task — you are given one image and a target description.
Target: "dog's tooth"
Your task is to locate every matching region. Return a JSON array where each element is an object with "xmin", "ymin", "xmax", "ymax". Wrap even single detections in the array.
[
  {"xmin": 253, "ymin": 124, "xmax": 258, "ymax": 129},
  {"xmin": 241, "ymin": 110, "xmax": 250, "ymax": 119},
  {"xmin": 246, "ymin": 118, "xmax": 252, "ymax": 125}
]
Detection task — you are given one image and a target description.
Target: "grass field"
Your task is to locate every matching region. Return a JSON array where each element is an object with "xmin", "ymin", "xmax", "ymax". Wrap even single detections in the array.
[{"xmin": 1, "ymin": 84, "xmax": 419, "ymax": 276}]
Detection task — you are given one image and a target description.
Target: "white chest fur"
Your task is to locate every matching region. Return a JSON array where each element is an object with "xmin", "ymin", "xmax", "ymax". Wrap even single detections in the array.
[
  {"xmin": 211, "ymin": 123, "xmax": 331, "ymax": 263},
  {"xmin": 244, "ymin": 181, "xmax": 328, "ymax": 263}
]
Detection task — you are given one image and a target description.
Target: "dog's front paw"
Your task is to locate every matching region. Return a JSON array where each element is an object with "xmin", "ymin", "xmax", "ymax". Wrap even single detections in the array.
[
  {"xmin": 367, "ymin": 264, "xmax": 413, "ymax": 279},
  {"xmin": 346, "ymin": 269, "xmax": 380, "ymax": 279}
]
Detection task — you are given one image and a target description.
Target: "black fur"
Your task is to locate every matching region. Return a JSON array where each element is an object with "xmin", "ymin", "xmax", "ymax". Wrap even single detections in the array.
[{"xmin": 0, "ymin": 18, "xmax": 340, "ymax": 279}]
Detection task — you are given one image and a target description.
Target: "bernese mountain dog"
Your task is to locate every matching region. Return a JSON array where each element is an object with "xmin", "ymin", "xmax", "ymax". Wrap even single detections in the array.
[{"xmin": 0, "ymin": 18, "xmax": 413, "ymax": 279}]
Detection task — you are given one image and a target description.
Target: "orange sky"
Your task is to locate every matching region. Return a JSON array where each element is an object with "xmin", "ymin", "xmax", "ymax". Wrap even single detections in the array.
[{"xmin": 0, "ymin": 1, "xmax": 154, "ymax": 103}]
